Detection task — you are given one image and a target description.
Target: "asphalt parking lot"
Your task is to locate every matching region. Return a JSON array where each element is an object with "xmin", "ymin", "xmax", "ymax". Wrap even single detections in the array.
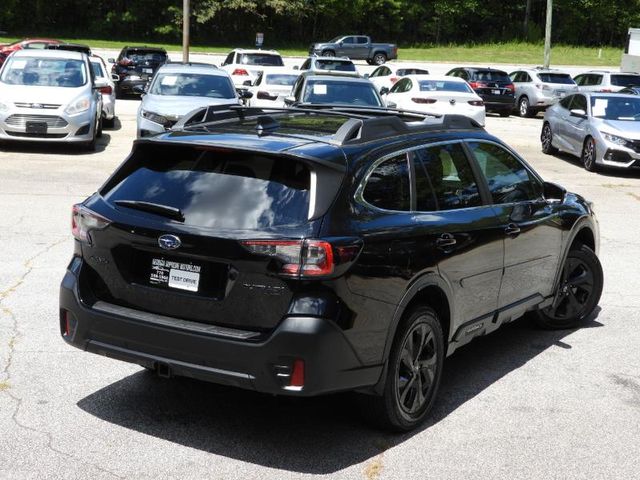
[{"xmin": 1, "ymin": 97, "xmax": 640, "ymax": 480}]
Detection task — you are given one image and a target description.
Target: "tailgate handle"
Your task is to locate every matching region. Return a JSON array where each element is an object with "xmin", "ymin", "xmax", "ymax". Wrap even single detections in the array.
[
  {"xmin": 436, "ymin": 233, "xmax": 457, "ymax": 249},
  {"xmin": 505, "ymin": 223, "xmax": 521, "ymax": 237}
]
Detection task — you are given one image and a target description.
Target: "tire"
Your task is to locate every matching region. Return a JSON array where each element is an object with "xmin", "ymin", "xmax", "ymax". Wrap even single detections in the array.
[
  {"xmin": 372, "ymin": 53, "xmax": 387, "ymax": 65},
  {"xmin": 582, "ymin": 136, "xmax": 598, "ymax": 172},
  {"xmin": 541, "ymin": 122, "xmax": 558, "ymax": 154},
  {"xmin": 103, "ymin": 116, "xmax": 116, "ymax": 129},
  {"xmin": 518, "ymin": 96, "xmax": 534, "ymax": 117},
  {"xmin": 321, "ymin": 50, "xmax": 335, "ymax": 57},
  {"xmin": 82, "ymin": 117, "xmax": 98, "ymax": 152},
  {"xmin": 96, "ymin": 115, "xmax": 103, "ymax": 138},
  {"xmin": 359, "ymin": 306, "xmax": 444, "ymax": 431},
  {"xmin": 366, "ymin": 59, "xmax": 373, "ymax": 65},
  {"xmin": 535, "ymin": 243, "xmax": 603, "ymax": 330}
]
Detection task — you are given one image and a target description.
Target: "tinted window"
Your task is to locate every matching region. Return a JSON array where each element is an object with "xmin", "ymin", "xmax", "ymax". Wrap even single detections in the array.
[
  {"xmin": 342, "ymin": 37, "xmax": 355, "ymax": 44},
  {"xmin": 590, "ymin": 96, "xmax": 640, "ymax": 121},
  {"xmin": 126, "ymin": 50, "xmax": 167, "ymax": 63},
  {"xmin": 356, "ymin": 37, "xmax": 369, "ymax": 44},
  {"xmin": 264, "ymin": 74, "xmax": 298, "ymax": 86},
  {"xmin": 390, "ymin": 78, "xmax": 409, "ymax": 93},
  {"xmin": 559, "ymin": 95, "xmax": 573, "ymax": 108},
  {"xmin": 473, "ymin": 70, "xmax": 510, "ymax": 82},
  {"xmin": 370, "ymin": 66, "xmax": 390, "ymax": 78},
  {"xmin": 414, "ymin": 143, "xmax": 482, "ymax": 210},
  {"xmin": 468, "ymin": 142, "xmax": 541, "ymax": 204},
  {"xmin": 611, "ymin": 74, "xmax": 640, "ymax": 87},
  {"xmin": 314, "ymin": 59, "xmax": 356, "ymax": 72},
  {"xmin": 302, "ymin": 79, "xmax": 382, "ymax": 106},
  {"xmin": 238, "ymin": 53, "xmax": 284, "ymax": 66},
  {"xmin": 573, "ymin": 75, "xmax": 585, "ymax": 86},
  {"xmin": 363, "ymin": 155, "xmax": 410, "ymax": 211},
  {"xmin": 91, "ymin": 60, "xmax": 105, "ymax": 78},
  {"xmin": 538, "ymin": 73, "xmax": 575, "ymax": 84},
  {"xmin": 223, "ymin": 52, "xmax": 234, "ymax": 65},
  {"xmin": 570, "ymin": 94, "xmax": 588, "ymax": 112},
  {"xmin": 149, "ymin": 73, "xmax": 236, "ymax": 98},
  {"xmin": 103, "ymin": 149, "xmax": 311, "ymax": 229},
  {"xmin": 397, "ymin": 68, "xmax": 429, "ymax": 76}
]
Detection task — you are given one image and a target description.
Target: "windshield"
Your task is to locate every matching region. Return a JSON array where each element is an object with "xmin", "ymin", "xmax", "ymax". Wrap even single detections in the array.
[
  {"xmin": 303, "ymin": 79, "xmax": 382, "ymax": 106},
  {"xmin": 125, "ymin": 51, "xmax": 167, "ymax": 63},
  {"xmin": 314, "ymin": 60, "xmax": 356, "ymax": 72},
  {"xmin": 591, "ymin": 96, "xmax": 640, "ymax": 121},
  {"xmin": 238, "ymin": 53, "xmax": 284, "ymax": 67},
  {"xmin": 611, "ymin": 74, "xmax": 640, "ymax": 87},
  {"xmin": 538, "ymin": 73, "xmax": 575, "ymax": 84},
  {"xmin": 264, "ymin": 74, "xmax": 298, "ymax": 86},
  {"xmin": 150, "ymin": 73, "xmax": 235, "ymax": 98},
  {"xmin": 0, "ymin": 56, "xmax": 87, "ymax": 87},
  {"xmin": 418, "ymin": 80, "xmax": 472, "ymax": 93}
]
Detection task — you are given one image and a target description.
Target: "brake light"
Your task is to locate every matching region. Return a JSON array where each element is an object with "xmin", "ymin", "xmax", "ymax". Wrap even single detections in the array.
[
  {"xmin": 468, "ymin": 100, "xmax": 484, "ymax": 106},
  {"xmin": 232, "ymin": 68, "xmax": 249, "ymax": 76},
  {"xmin": 505, "ymin": 83, "xmax": 515, "ymax": 93},
  {"xmin": 241, "ymin": 239, "xmax": 334, "ymax": 277},
  {"xmin": 99, "ymin": 85, "xmax": 112, "ymax": 95},
  {"xmin": 71, "ymin": 204, "xmax": 110, "ymax": 244},
  {"xmin": 600, "ymin": 88, "xmax": 612, "ymax": 93},
  {"xmin": 257, "ymin": 91, "xmax": 278, "ymax": 100},
  {"xmin": 469, "ymin": 81, "xmax": 487, "ymax": 89},
  {"xmin": 412, "ymin": 98, "xmax": 437, "ymax": 104}
]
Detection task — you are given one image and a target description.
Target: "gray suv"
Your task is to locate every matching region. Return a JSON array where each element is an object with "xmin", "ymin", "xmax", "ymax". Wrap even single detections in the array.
[{"xmin": 510, "ymin": 68, "xmax": 578, "ymax": 117}]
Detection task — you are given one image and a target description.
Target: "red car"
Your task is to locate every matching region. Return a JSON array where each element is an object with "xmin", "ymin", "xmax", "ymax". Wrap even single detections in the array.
[{"xmin": 0, "ymin": 38, "xmax": 61, "ymax": 66}]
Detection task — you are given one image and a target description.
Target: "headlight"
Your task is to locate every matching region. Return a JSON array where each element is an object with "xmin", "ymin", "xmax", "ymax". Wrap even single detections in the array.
[
  {"xmin": 603, "ymin": 132, "xmax": 631, "ymax": 147},
  {"xmin": 65, "ymin": 97, "xmax": 92, "ymax": 115},
  {"xmin": 142, "ymin": 110, "xmax": 171, "ymax": 127}
]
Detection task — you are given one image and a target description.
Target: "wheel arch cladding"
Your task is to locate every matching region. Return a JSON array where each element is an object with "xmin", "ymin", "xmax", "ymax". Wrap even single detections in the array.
[
  {"xmin": 572, "ymin": 226, "xmax": 595, "ymax": 252},
  {"xmin": 398, "ymin": 285, "xmax": 451, "ymax": 347}
]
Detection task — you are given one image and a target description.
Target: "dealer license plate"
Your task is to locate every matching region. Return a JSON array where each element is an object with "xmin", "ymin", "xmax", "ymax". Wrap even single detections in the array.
[
  {"xmin": 492, "ymin": 89, "xmax": 501, "ymax": 95},
  {"xmin": 26, "ymin": 121, "xmax": 48, "ymax": 134},
  {"xmin": 150, "ymin": 258, "xmax": 201, "ymax": 292},
  {"xmin": 143, "ymin": 68, "xmax": 153, "ymax": 74}
]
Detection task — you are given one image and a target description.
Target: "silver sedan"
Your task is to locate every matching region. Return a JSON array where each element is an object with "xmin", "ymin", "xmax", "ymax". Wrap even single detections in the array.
[{"xmin": 541, "ymin": 92, "xmax": 640, "ymax": 171}]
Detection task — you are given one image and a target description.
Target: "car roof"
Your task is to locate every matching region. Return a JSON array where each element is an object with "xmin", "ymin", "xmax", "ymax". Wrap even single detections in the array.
[
  {"xmin": 456, "ymin": 66, "xmax": 508, "ymax": 73},
  {"xmin": 301, "ymin": 72, "xmax": 370, "ymax": 83},
  {"xmin": 122, "ymin": 46, "xmax": 167, "ymax": 53},
  {"xmin": 230, "ymin": 49, "xmax": 281, "ymax": 55},
  {"xmin": 519, "ymin": 68, "xmax": 572, "ymax": 75},
  {"xmin": 310, "ymin": 56, "xmax": 352, "ymax": 62},
  {"xmin": 156, "ymin": 63, "xmax": 226, "ymax": 75},
  {"xmin": 404, "ymin": 74, "xmax": 466, "ymax": 82},
  {"xmin": 261, "ymin": 68, "xmax": 299, "ymax": 76},
  {"xmin": 11, "ymin": 49, "xmax": 86, "ymax": 60}
]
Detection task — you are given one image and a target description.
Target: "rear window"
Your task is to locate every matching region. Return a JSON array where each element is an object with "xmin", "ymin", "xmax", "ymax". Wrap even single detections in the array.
[
  {"xmin": 238, "ymin": 53, "xmax": 284, "ymax": 67},
  {"xmin": 103, "ymin": 148, "xmax": 312, "ymax": 230},
  {"xmin": 264, "ymin": 74, "xmax": 298, "ymax": 86},
  {"xmin": 611, "ymin": 74, "xmax": 640, "ymax": 87},
  {"xmin": 418, "ymin": 80, "xmax": 472, "ymax": 93},
  {"xmin": 473, "ymin": 70, "xmax": 510, "ymax": 82},
  {"xmin": 149, "ymin": 73, "xmax": 236, "ymax": 98},
  {"xmin": 538, "ymin": 73, "xmax": 575, "ymax": 84},
  {"xmin": 126, "ymin": 50, "xmax": 167, "ymax": 63},
  {"xmin": 397, "ymin": 68, "xmax": 429, "ymax": 76},
  {"xmin": 303, "ymin": 79, "xmax": 382, "ymax": 106},
  {"xmin": 314, "ymin": 59, "xmax": 356, "ymax": 72}
]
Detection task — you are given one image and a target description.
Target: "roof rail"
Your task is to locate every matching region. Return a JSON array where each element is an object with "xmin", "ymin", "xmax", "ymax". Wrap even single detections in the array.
[{"xmin": 173, "ymin": 105, "xmax": 482, "ymax": 145}]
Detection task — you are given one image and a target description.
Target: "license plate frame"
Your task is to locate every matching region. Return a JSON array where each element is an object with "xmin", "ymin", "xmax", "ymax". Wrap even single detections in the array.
[{"xmin": 25, "ymin": 121, "xmax": 48, "ymax": 134}]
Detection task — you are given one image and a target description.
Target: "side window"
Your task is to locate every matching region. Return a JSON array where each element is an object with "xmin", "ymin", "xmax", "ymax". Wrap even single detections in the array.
[
  {"xmin": 459, "ymin": 70, "xmax": 469, "ymax": 81},
  {"xmin": 559, "ymin": 95, "xmax": 573, "ymax": 109},
  {"xmin": 223, "ymin": 52, "xmax": 234, "ymax": 66},
  {"xmin": 357, "ymin": 37, "xmax": 369, "ymax": 44},
  {"xmin": 403, "ymin": 80, "xmax": 413, "ymax": 92},
  {"xmin": 446, "ymin": 69, "xmax": 458, "ymax": 77},
  {"xmin": 413, "ymin": 143, "xmax": 482, "ymax": 211},
  {"xmin": 342, "ymin": 37, "xmax": 354, "ymax": 44},
  {"xmin": 363, "ymin": 155, "xmax": 411, "ymax": 211},
  {"xmin": 573, "ymin": 75, "xmax": 584, "ymax": 86},
  {"xmin": 523, "ymin": 73, "xmax": 532, "ymax": 82},
  {"xmin": 570, "ymin": 94, "xmax": 588, "ymax": 112},
  {"xmin": 390, "ymin": 78, "xmax": 408, "ymax": 93},
  {"xmin": 254, "ymin": 72, "xmax": 263, "ymax": 86},
  {"xmin": 510, "ymin": 72, "xmax": 520, "ymax": 82},
  {"xmin": 300, "ymin": 59, "xmax": 310, "ymax": 70},
  {"xmin": 468, "ymin": 142, "xmax": 542, "ymax": 204},
  {"xmin": 292, "ymin": 77, "xmax": 304, "ymax": 99},
  {"xmin": 593, "ymin": 74, "xmax": 603, "ymax": 85}
]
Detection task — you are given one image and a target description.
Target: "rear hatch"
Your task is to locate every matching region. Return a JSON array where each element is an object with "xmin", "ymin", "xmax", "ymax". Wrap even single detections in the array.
[
  {"xmin": 79, "ymin": 141, "xmax": 344, "ymax": 332},
  {"xmin": 122, "ymin": 49, "xmax": 167, "ymax": 81},
  {"xmin": 537, "ymin": 72, "xmax": 577, "ymax": 98},
  {"xmin": 470, "ymin": 70, "xmax": 515, "ymax": 104}
]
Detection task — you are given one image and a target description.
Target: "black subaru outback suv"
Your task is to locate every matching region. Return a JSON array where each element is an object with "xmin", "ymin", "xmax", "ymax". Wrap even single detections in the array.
[
  {"xmin": 109, "ymin": 46, "xmax": 168, "ymax": 97},
  {"xmin": 60, "ymin": 106, "xmax": 602, "ymax": 431}
]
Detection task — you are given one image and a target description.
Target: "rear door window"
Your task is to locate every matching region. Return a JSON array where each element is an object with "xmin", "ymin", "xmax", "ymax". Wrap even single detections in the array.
[
  {"xmin": 362, "ymin": 154, "xmax": 411, "ymax": 211},
  {"xmin": 611, "ymin": 74, "xmax": 640, "ymax": 87},
  {"xmin": 102, "ymin": 148, "xmax": 312, "ymax": 230},
  {"xmin": 538, "ymin": 73, "xmax": 575, "ymax": 84}
]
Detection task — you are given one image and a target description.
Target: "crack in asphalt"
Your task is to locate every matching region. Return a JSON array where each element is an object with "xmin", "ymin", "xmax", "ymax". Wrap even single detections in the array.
[{"xmin": 0, "ymin": 238, "xmax": 124, "ymax": 479}]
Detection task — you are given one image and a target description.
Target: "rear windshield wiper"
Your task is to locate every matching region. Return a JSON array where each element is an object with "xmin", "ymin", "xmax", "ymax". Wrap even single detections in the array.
[{"xmin": 114, "ymin": 200, "xmax": 185, "ymax": 222}]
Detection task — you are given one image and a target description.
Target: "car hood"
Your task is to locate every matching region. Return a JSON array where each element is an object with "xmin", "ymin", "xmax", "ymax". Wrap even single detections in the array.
[
  {"xmin": 141, "ymin": 95, "xmax": 239, "ymax": 117},
  {"xmin": 597, "ymin": 119, "xmax": 640, "ymax": 138},
  {"xmin": 0, "ymin": 84, "xmax": 87, "ymax": 105}
]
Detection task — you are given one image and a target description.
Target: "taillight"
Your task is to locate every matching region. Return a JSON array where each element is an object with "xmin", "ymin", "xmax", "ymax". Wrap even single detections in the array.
[
  {"xmin": 412, "ymin": 98, "xmax": 437, "ymax": 104},
  {"xmin": 99, "ymin": 85, "xmax": 112, "ymax": 95},
  {"xmin": 232, "ymin": 68, "xmax": 249, "ymax": 76},
  {"xmin": 469, "ymin": 81, "xmax": 487, "ymax": 89},
  {"xmin": 241, "ymin": 239, "xmax": 334, "ymax": 277},
  {"xmin": 468, "ymin": 100, "xmax": 484, "ymax": 106},
  {"xmin": 505, "ymin": 83, "xmax": 515, "ymax": 93},
  {"xmin": 600, "ymin": 88, "xmax": 613, "ymax": 93},
  {"xmin": 390, "ymin": 77, "xmax": 399, "ymax": 84},
  {"xmin": 71, "ymin": 204, "xmax": 110, "ymax": 244},
  {"xmin": 257, "ymin": 91, "xmax": 278, "ymax": 100}
]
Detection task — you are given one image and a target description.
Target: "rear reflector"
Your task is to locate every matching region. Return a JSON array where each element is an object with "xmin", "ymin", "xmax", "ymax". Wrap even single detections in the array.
[
  {"xmin": 289, "ymin": 359, "xmax": 305, "ymax": 388},
  {"xmin": 232, "ymin": 69, "xmax": 249, "ymax": 76},
  {"xmin": 412, "ymin": 98, "xmax": 437, "ymax": 104},
  {"xmin": 60, "ymin": 309, "xmax": 76, "ymax": 337}
]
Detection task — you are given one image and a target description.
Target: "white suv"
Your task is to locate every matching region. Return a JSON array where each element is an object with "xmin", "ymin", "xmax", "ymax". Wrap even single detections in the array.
[
  {"xmin": 509, "ymin": 68, "xmax": 578, "ymax": 117},
  {"xmin": 573, "ymin": 70, "xmax": 640, "ymax": 93},
  {"xmin": 220, "ymin": 49, "xmax": 285, "ymax": 87}
]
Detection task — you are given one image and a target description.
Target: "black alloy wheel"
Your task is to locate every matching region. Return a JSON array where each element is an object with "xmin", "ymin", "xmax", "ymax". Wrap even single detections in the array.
[
  {"xmin": 360, "ymin": 306, "xmax": 444, "ymax": 431},
  {"xmin": 541, "ymin": 123, "xmax": 558, "ymax": 154},
  {"xmin": 536, "ymin": 244, "xmax": 603, "ymax": 329},
  {"xmin": 582, "ymin": 137, "xmax": 598, "ymax": 172}
]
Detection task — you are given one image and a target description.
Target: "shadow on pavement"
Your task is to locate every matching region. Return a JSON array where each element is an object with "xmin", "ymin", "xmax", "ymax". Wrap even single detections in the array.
[
  {"xmin": 0, "ymin": 133, "xmax": 112, "ymax": 154},
  {"xmin": 77, "ymin": 312, "xmax": 603, "ymax": 474}
]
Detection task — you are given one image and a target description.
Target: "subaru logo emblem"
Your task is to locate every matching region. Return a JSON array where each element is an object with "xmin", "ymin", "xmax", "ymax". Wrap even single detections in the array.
[{"xmin": 158, "ymin": 234, "xmax": 181, "ymax": 250}]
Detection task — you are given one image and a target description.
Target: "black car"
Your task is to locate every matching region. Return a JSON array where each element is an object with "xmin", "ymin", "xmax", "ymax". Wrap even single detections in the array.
[
  {"xmin": 60, "ymin": 105, "xmax": 602, "ymax": 431},
  {"xmin": 446, "ymin": 67, "xmax": 515, "ymax": 116},
  {"xmin": 109, "ymin": 46, "xmax": 168, "ymax": 97},
  {"xmin": 46, "ymin": 43, "xmax": 92, "ymax": 56}
]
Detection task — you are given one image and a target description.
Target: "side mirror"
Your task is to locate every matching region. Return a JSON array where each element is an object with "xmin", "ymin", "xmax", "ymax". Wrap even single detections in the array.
[
  {"xmin": 242, "ymin": 79, "xmax": 252, "ymax": 86},
  {"xmin": 108, "ymin": 58, "xmax": 115, "ymax": 64},
  {"xmin": 111, "ymin": 74, "xmax": 120, "ymax": 82},
  {"xmin": 380, "ymin": 87, "xmax": 390, "ymax": 95},
  {"xmin": 132, "ymin": 84, "xmax": 146, "ymax": 95},
  {"xmin": 543, "ymin": 181, "xmax": 566, "ymax": 203},
  {"xmin": 284, "ymin": 96, "xmax": 296, "ymax": 106},
  {"xmin": 293, "ymin": 65, "xmax": 299, "ymax": 70},
  {"xmin": 570, "ymin": 108, "xmax": 587, "ymax": 118},
  {"xmin": 363, "ymin": 73, "xmax": 370, "ymax": 79},
  {"xmin": 94, "ymin": 79, "xmax": 109, "ymax": 89},
  {"xmin": 236, "ymin": 88, "xmax": 253, "ymax": 100}
]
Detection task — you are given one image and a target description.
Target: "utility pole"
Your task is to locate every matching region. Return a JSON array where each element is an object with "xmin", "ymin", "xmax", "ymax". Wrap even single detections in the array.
[
  {"xmin": 543, "ymin": 0, "xmax": 553, "ymax": 68},
  {"xmin": 183, "ymin": 0, "xmax": 190, "ymax": 63},
  {"xmin": 523, "ymin": 0, "xmax": 532, "ymax": 38}
]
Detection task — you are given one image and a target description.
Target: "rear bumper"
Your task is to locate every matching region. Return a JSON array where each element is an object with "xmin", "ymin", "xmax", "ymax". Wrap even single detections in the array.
[
  {"xmin": 59, "ymin": 260, "xmax": 382, "ymax": 396},
  {"xmin": 479, "ymin": 94, "xmax": 514, "ymax": 111}
]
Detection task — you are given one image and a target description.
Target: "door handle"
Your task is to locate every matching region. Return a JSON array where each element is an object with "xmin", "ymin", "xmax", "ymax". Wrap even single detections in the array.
[
  {"xmin": 505, "ymin": 223, "xmax": 521, "ymax": 237},
  {"xmin": 436, "ymin": 233, "xmax": 457, "ymax": 249}
]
